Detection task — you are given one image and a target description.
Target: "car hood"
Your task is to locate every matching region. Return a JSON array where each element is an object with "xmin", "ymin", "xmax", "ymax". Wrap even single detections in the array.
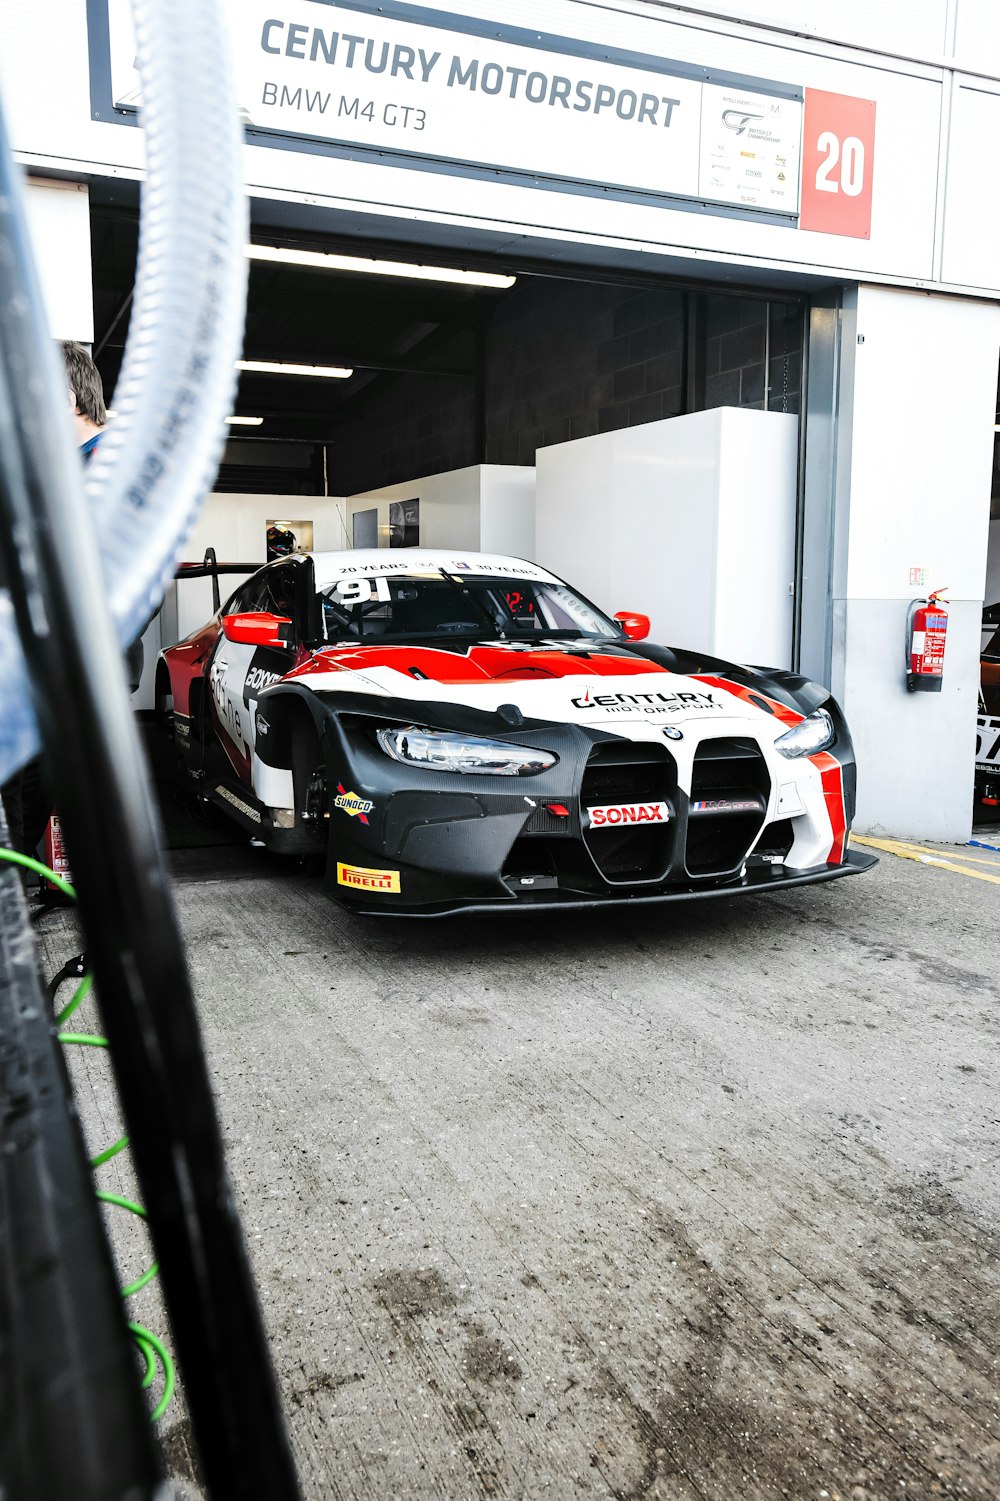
[{"xmin": 282, "ymin": 642, "xmax": 802, "ymax": 733}]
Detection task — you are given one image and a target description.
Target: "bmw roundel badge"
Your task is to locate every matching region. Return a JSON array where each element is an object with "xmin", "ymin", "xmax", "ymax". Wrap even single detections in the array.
[{"xmin": 662, "ymin": 726, "xmax": 683, "ymax": 741}]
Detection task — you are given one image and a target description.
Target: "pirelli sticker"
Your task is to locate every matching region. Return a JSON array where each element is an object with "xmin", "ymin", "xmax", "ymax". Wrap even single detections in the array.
[{"xmin": 337, "ymin": 862, "xmax": 401, "ymax": 893}]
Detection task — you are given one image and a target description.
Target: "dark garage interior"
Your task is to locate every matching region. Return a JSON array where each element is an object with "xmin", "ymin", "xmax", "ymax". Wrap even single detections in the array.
[{"xmin": 89, "ymin": 205, "xmax": 804, "ymax": 499}]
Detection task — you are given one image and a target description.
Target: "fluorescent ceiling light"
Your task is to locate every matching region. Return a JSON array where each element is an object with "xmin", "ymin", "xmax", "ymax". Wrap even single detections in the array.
[
  {"xmin": 246, "ymin": 243, "xmax": 515, "ymax": 290},
  {"xmin": 111, "ymin": 405, "xmax": 264, "ymax": 423},
  {"xmin": 236, "ymin": 359, "xmax": 353, "ymax": 380}
]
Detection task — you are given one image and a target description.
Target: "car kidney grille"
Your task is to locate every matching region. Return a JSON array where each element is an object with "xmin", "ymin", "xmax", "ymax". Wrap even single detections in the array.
[
  {"xmin": 686, "ymin": 737, "xmax": 770, "ymax": 877},
  {"xmin": 581, "ymin": 743, "xmax": 675, "ymax": 883}
]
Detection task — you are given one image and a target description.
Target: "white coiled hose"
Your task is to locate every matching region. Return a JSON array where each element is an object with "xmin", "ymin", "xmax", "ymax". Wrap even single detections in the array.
[{"xmin": 0, "ymin": 0, "xmax": 247, "ymax": 784}]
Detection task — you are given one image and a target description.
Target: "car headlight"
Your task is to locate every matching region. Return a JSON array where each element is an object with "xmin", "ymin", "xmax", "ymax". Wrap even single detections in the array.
[
  {"xmin": 774, "ymin": 707, "xmax": 835, "ymax": 760},
  {"xmin": 376, "ymin": 726, "xmax": 557, "ymax": 776}
]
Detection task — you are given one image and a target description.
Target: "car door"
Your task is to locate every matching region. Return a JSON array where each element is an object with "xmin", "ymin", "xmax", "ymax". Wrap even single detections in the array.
[{"xmin": 208, "ymin": 563, "xmax": 301, "ymax": 779}]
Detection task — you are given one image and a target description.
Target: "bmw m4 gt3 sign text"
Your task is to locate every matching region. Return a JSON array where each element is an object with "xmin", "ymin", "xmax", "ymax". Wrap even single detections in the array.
[{"xmin": 157, "ymin": 551, "xmax": 875, "ymax": 915}]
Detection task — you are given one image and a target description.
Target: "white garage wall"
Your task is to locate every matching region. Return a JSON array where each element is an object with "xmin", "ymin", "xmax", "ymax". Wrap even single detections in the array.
[
  {"xmin": 535, "ymin": 408, "xmax": 797, "ymax": 667},
  {"xmin": 479, "ymin": 467, "xmax": 536, "ymax": 560},
  {"xmin": 942, "ymin": 82, "xmax": 1000, "ymax": 289},
  {"xmin": 985, "ymin": 519, "xmax": 1000, "ymax": 608},
  {"xmin": 832, "ymin": 286, "xmax": 1000, "ymax": 840},
  {"xmin": 346, "ymin": 465, "xmax": 536, "ymax": 557},
  {"xmin": 347, "ymin": 467, "xmax": 482, "ymax": 553},
  {"xmin": 955, "ymin": 0, "xmax": 1000, "ymax": 74},
  {"xmin": 659, "ymin": 0, "xmax": 950, "ymax": 57}
]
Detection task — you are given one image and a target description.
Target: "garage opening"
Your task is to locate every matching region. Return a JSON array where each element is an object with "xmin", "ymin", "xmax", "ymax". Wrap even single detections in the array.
[{"xmin": 88, "ymin": 208, "xmax": 807, "ymax": 870}]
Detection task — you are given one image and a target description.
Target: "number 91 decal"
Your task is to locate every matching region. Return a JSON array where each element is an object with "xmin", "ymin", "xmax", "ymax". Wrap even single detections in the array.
[{"xmin": 335, "ymin": 577, "xmax": 392, "ymax": 607}]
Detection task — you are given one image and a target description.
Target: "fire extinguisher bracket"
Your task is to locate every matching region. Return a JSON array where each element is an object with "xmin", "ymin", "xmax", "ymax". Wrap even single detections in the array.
[{"xmin": 905, "ymin": 590, "xmax": 948, "ymax": 694}]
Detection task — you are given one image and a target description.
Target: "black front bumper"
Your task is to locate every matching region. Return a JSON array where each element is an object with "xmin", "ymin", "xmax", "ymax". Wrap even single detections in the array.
[{"xmin": 310, "ymin": 707, "xmax": 870, "ymax": 917}]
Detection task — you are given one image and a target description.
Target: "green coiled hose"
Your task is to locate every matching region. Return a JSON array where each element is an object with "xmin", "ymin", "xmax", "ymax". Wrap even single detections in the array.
[{"xmin": 0, "ymin": 846, "xmax": 175, "ymax": 1421}]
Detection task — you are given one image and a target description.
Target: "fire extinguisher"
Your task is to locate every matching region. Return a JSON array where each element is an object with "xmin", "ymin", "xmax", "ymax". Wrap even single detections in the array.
[
  {"xmin": 42, "ymin": 812, "xmax": 73, "ymax": 900},
  {"xmin": 905, "ymin": 588, "xmax": 948, "ymax": 693}
]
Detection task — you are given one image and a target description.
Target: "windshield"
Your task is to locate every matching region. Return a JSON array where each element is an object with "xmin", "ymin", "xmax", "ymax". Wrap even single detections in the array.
[{"xmin": 316, "ymin": 568, "xmax": 621, "ymax": 644}]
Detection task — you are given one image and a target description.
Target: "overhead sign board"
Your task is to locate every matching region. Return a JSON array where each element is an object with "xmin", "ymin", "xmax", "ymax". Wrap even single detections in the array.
[
  {"xmin": 91, "ymin": 0, "xmax": 873, "ymax": 235},
  {"xmin": 94, "ymin": 0, "xmax": 803, "ymax": 219}
]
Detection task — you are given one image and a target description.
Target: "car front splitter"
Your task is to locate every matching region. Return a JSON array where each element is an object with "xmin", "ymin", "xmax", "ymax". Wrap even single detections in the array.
[{"xmin": 340, "ymin": 847, "xmax": 879, "ymax": 918}]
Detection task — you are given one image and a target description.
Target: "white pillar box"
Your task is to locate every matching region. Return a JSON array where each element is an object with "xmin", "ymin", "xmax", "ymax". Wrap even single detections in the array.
[
  {"xmin": 346, "ymin": 464, "xmax": 535, "ymax": 558},
  {"xmin": 23, "ymin": 179, "xmax": 94, "ymax": 342},
  {"xmin": 832, "ymin": 287, "xmax": 1000, "ymax": 843},
  {"xmin": 535, "ymin": 408, "xmax": 798, "ymax": 670}
]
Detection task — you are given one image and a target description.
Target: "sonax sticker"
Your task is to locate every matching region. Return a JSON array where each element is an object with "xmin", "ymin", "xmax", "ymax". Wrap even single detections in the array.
[{"xmin": 588, "ymin": 802, "xmax": 669, "ymax": 826}]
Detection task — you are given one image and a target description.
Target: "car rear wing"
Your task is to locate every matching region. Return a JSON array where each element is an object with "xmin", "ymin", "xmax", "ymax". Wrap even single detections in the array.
[{"xmin": 175, "ymin": 548, "xmax": 263, "ymax": 614}]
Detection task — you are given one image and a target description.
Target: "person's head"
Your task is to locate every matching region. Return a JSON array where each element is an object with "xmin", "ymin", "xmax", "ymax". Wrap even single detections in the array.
[{"xmin": 61, "ymin": 340, "xmax": 107, "ymax": 433}]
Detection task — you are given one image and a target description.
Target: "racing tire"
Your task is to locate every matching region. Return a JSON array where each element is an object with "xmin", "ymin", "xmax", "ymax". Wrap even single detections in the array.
[
  {"xmin": 293, "ymin": 730, "xmax": 330, "ymax": 874},
  {"xmin": 153, "ymin": 665, "xmax": 173, "ymax": 741}
]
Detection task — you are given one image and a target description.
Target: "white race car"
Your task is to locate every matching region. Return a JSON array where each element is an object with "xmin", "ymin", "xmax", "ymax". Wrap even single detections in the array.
[{"xmin": 157, "ymin": 550, "xmax": 874, "ymax": 914}]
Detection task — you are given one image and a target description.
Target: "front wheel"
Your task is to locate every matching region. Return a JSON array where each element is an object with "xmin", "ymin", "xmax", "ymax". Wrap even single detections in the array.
[
  {"xmin": 154, "ymin": 666, "xmax": 174, "ymax": 741},
  {"xmin": 288, "ymin": 722, "xmax": 332, "ymax": 864},
  {"xmin": 302, "ymin": 762, "xmax": 330, "ymax": 847}
]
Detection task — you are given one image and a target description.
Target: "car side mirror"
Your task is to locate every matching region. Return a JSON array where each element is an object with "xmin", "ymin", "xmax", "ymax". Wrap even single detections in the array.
[
  {"xmin": 221, "ymin": 612, "xmax": 292, "ymax": 648},
  {"xmin": 614, "ymin": 611, "xmax": 651, "ymax": 642}
]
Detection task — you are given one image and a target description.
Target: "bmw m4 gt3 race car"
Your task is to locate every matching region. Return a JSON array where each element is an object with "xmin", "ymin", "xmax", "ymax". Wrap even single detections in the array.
[{"xmin": 156, "ymin": 550, "xmax": 875, "ymax": 915}]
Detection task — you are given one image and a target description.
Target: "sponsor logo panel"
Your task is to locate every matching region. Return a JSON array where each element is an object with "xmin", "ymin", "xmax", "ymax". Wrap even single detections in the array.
[
  {"xmin": 334, "ymin": 784, "xmax": 375, "ymax": 823},
  {"xmin": 214, "ymin": 784, "xmax": 262, "ymax": 823},
  {"xmin": 588, "ymin": 802, "xmax": 669, "ymax": 827},
  {"xmin": 977, "ymin": 715, "xmax": 1000, "ymax": 772},
  {"xmin": 337, "ymin": 862, "xmax": 401, "ymax": 893},
  {"xmin": 691, "ymin": 798, "xmax": 762, "ymax": 813},
  {"xmin": 572, "ymin": 689, "xmax": 720, "ymax": 715},
  {"xmin": 317, "ymin": 557, "xmax": 553, "ymax": 585},
  {"xmin": 246, "ymin": 666, "xmax": 282, "ymax": 694}
]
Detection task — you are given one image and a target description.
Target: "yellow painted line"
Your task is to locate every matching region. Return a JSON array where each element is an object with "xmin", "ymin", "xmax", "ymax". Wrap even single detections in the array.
[
  {"xmin": 878, "ymin": 837, "xmax": 1000, "ymax": 868},
  {"xmin": 852, "ymin": 834, "xmax": 1000, "ymax": 886},
  {"xmin": 927, "ymin": 849, "xmax": 1000, "ymax": 867}
]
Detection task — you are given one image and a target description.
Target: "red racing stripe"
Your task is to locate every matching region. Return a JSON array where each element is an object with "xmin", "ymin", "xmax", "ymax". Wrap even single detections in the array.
[
  {"xmin": 810, "ymin": 750, "xmax": 846, "ymax": 863},
  {"xmin": 694, "ymin": 676, "xmax": 846, "ymax": 862},
  {"xmin": 690, "ymin": 675, "xmax": 804, "ymax": 728}
]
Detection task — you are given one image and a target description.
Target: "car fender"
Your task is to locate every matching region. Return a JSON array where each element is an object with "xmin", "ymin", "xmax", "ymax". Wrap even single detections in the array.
[{"xmin": 251, "ymin": 682, "xmax": 334, "ymax": 769}]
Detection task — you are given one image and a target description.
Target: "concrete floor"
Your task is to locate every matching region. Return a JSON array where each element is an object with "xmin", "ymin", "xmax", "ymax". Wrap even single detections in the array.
[{"xmin": 41, "ymin": 845, "xmax": 1000, "ymax": 1501}]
